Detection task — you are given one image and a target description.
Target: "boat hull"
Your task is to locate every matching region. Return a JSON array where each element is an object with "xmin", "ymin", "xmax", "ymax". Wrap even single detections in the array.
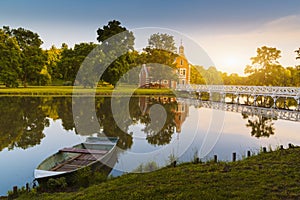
[{"xmin": 34, "ymin": 137, "xmax": 118, "ymax": 185}]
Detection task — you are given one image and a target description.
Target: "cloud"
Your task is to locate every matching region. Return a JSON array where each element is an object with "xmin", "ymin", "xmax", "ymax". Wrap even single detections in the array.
[{"xmin": 264, "ymin": 15, "xmax": 300, "ymax": 31}]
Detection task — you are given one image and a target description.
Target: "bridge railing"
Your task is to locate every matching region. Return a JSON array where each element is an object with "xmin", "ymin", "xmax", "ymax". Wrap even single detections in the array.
[{"xmin": 176, "ymin": 84, "xmax": 300, "ymax": 98}]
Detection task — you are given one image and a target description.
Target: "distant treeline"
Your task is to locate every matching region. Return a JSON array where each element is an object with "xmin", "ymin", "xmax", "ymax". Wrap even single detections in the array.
[{"xmin": 0, "ymin": 20, "xmax": 299, "ymax": 87}]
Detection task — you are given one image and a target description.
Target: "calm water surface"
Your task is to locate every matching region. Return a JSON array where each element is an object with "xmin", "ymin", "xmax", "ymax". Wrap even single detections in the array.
[{"xmin": 0, "ymin": 96, "xmax": 299, "ymax": 195}]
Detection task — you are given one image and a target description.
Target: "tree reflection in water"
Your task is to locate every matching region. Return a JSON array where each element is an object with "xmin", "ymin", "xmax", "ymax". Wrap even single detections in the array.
[
  {"xmin": 138, "ymin": 97, "xmax": 178, "ymax": 146},
  {"xmin": 0, "ymin": 97, "xmax": 49, "ymax": 151},
  {"xmin": 242, "ymin": 113, "xmax": 276, "ymax": 138},
  {"xmin": 0, "ymin": 96, "xmax": 190, "ymax": 151}
]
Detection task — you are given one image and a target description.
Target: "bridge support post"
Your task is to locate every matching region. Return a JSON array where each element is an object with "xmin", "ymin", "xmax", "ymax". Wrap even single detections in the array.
[
  {"xmin": 246, "ymin": 95, "xmax": 250, "ymax": 105},
  {"xmin": 284, "ymin": 97, "xmax": 287, "ymax": 110},
  {"xmin": 253, "ymin": 95, "xmax": 257, "ymax": 106},
  {"xmin": 236, "ymin": 94, "xmax": 240, "ymax": 105},
  {"xmin": 272, "ymin": 96, "xmax": 278, "ymax": 109},
  {"xmin": 220, "ymin": 93, "xmax": 225, "ymax": 103}
]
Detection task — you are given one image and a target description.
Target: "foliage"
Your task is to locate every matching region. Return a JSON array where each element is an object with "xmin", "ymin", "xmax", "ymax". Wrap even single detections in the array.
[
  {"xmin": 46, "ymin": 177, "xmax": 68, "ymax": 191},
  {"xmin": 244, "ymin": 46, "xmax": 283, "ymax": 86},
  {"xmin": 45, "ymin": 45, "xmax": 63, "ymax": 81},
  {"xmin": 57, "ymin": 42, "xmax": 97, "ymax": 86},
  {"xmin": 96, "ymin": 20, "xmax": 135, "ymax": 87},
  {"xmin": 203, "ymin": 66, "xmax": 223, "ymax": 85},
  {"xmin": 141, "ymin": 33, "xmax": 178, "ymax": 87},
  {"xmin": 9, "ymin": 27, "xmax": 47, "ymax": 87},
  {"xmin": 190, "ymin": 65, "xmax": 205, "ymax": 84},
  {"xmin": 0, "ymin": 28, "xmax": 21, "ymax": 87},
  {"xmin": 147, "ymin": 33, "xmax": 176, "ymax": 53},
  {"xmin": 2, "ymin": 23, "xmax": 300, "ymax": 87}
]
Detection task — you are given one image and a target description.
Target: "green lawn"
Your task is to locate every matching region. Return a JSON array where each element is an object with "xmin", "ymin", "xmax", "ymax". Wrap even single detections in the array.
[
  {"xmin": 0, "ymin": 86, "xmax": 175, "ymax": 96},
  {"xmin": 16, "ymin": 147, "xmax": 300, "ymax": 200}
]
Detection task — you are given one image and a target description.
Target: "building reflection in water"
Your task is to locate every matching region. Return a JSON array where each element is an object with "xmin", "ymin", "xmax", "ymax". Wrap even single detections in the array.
[{"xmin": 139, "ymin": 96, "xmax": 189, "ymax": 135}]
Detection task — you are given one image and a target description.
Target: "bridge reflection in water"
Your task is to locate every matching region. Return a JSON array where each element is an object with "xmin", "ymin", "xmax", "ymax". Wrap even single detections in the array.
[{"xmin": 177, "ymin": 98, "xmax": 300, "ymax": 122}]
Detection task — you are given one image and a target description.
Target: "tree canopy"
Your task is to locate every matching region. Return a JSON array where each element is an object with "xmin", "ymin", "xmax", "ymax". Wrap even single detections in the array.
[
  {"xmin": 0, "ymin": 22, "xmax": 299, "ymax": 87},
  {"xmin": 96, "ymin": 20, "xmax": 135, "ymax": 87},
  {"xmin": 0, "ymin": 29, "xmax": 21, "ymax": 87}
]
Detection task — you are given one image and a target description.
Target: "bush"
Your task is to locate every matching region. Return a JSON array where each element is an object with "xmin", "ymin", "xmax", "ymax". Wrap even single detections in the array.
[{"xmin": 47, "ymin": 177, "xmax": 68, "ymax": 191}]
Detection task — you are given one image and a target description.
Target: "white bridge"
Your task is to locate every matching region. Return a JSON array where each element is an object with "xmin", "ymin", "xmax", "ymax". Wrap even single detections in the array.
[
  {"xmin": 177, "ymin": 98, "xmax": 300, "ymax": 122},
  {"xmin": 176, "ymin": 84, "xmax": 300, "ymax": 109}
]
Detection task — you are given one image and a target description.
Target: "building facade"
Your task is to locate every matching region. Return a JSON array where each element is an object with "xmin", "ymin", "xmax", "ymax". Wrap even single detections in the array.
[
  {"xmin": 139, "ymin": 43, "xmax": 191, "ymax": 88},
  {"xmin": 173, "ymin": 44, "xmax": 191, "ymax": 85}
]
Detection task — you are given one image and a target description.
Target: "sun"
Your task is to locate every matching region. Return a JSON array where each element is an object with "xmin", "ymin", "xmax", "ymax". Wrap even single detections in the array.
[{"xmin": 225, "ymin": 56, "xmax": 239, "ymax": 67}]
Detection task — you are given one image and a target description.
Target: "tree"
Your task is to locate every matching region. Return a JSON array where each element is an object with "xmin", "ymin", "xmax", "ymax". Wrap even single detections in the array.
[
  {"xmin": 57, "ymin": 42, "xmax": 97, "ymax": 85},
  {"xmin": 0, "ymin": 28, "xmax": 21, "ymax": 87},
  {"xmin": 295, "ymin": 48, "xmax": 300, "ymax": 60},
  {"xmin": 294, "ymin": 48, "xmax": 300, "ymax": 86},
  {"xmin": 142, "ymin": 33, "xmax": 178, "ymax": 88},
  {"xmin": 96, "ymin": 20, "xmax": 135, "ymax": 87},
  {"xmin": 147, "ymin": 33, "xmax": 176, "ymax": 53},
  {"xmin": 190, "ymin": 65, "xmax": 205, "ymax": 84},
  {"xmin": 45, "ymin": 45, "xmax": 63, "ymax": 81},
  {"xmin": 244, "ymin": 46, "xmax": 282, "ymax": 86},
  {"xmin": 9, "ymin": 27, "xmax": 46, "ymax": 87},
  {"xmin": 202, "ymin": 66, "xmax": 223, "ymax": 85}
]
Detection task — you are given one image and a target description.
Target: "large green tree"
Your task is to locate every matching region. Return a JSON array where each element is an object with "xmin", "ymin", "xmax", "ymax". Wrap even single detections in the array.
[
  {"xmin": 147, "ymin": 33, "xmax": 177, "ymax": 53},
  {"xmin": 45, "ymin": 45, "xmax": 63, "ymax": 81},
  {"xmin": 0, "ymin": 28, "xmax": 21, "ymax": 87},
  {"xmin": 244, "ymin": 46, "xmax": 282, "ymax": 86},
  {"xmin": 57, "ymin": 42, "xmax": 97, "ymax": 85},
  {"xmin": 190, "ymin": 65, "xmax": 206, "ymax": 84},
  {"xmin": 9, "ymin": 27, "xmax": 47, "ymax": 87},
  {"xmin": 96, "ymin": 20, "xmax": 135, "ymax": 87},
  {"xmin": 142, "ymin": 33, "xmax": 178, "ymax": 87},
  {"xmin": 294, "ymin": 48, "xmax": 300, "ymax": 86}
]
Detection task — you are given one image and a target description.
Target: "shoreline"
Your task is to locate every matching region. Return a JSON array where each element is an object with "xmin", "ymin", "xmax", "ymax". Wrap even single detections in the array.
[{"xmin": 12, "ymin": 145, "xmax": 300, "ymax": 199}]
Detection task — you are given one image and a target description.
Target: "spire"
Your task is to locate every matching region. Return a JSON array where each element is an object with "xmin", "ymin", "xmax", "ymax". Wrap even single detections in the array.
[{"xmin": 179, "ymin": 39, "xmax": 184, "ymax": 56}]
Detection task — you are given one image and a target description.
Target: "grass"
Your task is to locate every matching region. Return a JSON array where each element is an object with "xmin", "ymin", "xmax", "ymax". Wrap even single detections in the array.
[
  {"xmin": 16, "ymin": 147, "xmax": 300, "ymax": 200},
  {"xmin": 0, "ymin": 86, "xmax": 175, "ymax": 97}
]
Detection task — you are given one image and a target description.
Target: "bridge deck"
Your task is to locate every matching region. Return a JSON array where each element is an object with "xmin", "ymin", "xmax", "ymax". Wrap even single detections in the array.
[{"xmin": 176, "ymin": 84, "xmax": 300, "ymax": 99}]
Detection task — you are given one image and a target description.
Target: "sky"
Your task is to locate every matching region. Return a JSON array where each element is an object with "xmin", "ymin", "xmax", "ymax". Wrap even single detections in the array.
[{"xmin": 1, "ymin": 0, "xmax": 300, "ymax": 75}]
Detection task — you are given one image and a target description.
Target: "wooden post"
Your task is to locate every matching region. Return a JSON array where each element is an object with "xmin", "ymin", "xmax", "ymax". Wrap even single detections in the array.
[
  {"xmin": 13, "ymin": 186, "xmax": 18, "ymax": 195},
  {"xmin": 173, "ymin": 161, "xmax": 177, "ymax": 167},
  {"xmin": 214, "ymin": 155, "xmax": 218, "ymax": 163},
  {"xmin": 288, "ymin": 143, "xmax": 293, "ymax": 148},
  {"xmin": 195, "ymin": 157, "xmax": 199, "ymax": 164},
  {"xmin": 280, "ymin": 145, "xmax": 284, "ymax": 150},
  {"xmin": 262, "ymin": 147, "xmax": 267, "ymax": 153},
  {"xmin": 247, "ymin": 151, "xmax": 251, "ymax": 157},
  {"xmin": 26, "ymin": 183, "xmax": 29, "ymax": 192},
  {"xmin": 232, "ymin": 152, "xmax": 236, "ymax": 162}
]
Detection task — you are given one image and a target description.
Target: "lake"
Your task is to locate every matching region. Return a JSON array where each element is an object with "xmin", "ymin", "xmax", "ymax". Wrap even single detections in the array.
[{"xmin": 0, "ymin": 96, "xmax": 299, "ymax": 196}]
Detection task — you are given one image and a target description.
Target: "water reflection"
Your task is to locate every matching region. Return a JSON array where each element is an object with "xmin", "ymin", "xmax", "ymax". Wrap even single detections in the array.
[
  {"xmin": 242, "ymin": 114, "xmax": 275, "ymax": 138},
  {"xmin": 138, "ymin": 97, "xmax": 188, "ymax": 145},
  {"xmin": 0, "ymin": 96, "xmax": 299, "ymax": 152},
  {"xmin": 0, "ymin": 97, "xmax": 49, "ymax": 151}
]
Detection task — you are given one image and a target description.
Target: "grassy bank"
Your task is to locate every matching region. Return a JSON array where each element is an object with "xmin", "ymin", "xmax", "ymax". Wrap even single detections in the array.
[
  {"xmin": 0, "ymin": 86, "xmax": 175, "ymax": 96},
  {"xmin": 16, "ymin": 147, "xmax": 300, "ymax": 200}
]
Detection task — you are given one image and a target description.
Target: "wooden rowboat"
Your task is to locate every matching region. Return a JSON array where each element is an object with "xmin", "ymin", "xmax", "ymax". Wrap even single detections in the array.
[{"xmin": 34, "ymin": 137, "xmax": 118, "ymax": 182}]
